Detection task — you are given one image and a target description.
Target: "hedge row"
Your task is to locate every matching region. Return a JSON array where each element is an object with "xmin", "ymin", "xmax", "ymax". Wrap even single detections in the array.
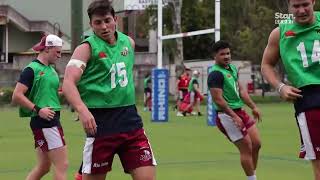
[{"xmin": 0, "ymin": 87, "xmax": 14, "ymax": 105}]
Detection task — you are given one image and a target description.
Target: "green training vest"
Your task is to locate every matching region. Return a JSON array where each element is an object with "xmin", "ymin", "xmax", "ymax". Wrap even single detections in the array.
[
  {"xmin": 77, "ymin": 32, "xmax": 135, "ymax": 108},
  {"xmin": 210, "ymin": 64, "xmax": 244, "ymax": 111},
  {"xmin": 20, "ymin": 60, "xmax": 61, "ymax": 117},
  {"xmin": 188, "ymin": 77, "xmax": 199, "ymax": 92},
  {"xmin": 279, "ymin": 12, "xmax": 320, "ymax": 88}
]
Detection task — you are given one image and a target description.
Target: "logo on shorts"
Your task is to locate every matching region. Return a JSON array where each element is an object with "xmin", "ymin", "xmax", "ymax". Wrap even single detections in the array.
[
  {"xmin": 316, "ymin": 147, "xmax": 320, "ymax": 152},
  {"xmin": 140, "ymin": 150, "xmax": 152, "ymax": 162},
  {"xmin": 93, "ymin": 162, "xmax": 109, "ymax": 168},
  {"xmin": 37, "ymin": 140, "xmax": 45, "ymax": 147}
]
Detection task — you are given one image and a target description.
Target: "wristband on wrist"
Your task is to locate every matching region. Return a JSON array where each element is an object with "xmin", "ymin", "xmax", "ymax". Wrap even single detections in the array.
[
  {"xmin": 32, "ymin": 105, "xmax": 41, "ymax": 114},
  {"xmin": 277, "ymin": 82, "xmax": 286, "ymax": 93}
]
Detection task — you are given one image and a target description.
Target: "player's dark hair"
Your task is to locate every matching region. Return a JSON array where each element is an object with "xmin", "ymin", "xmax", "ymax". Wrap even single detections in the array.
[
  {"xmin": 87, "ymin": 0, "xmax": 115, "ymax": 20},
  {"xmin": 211, "ymin": 40, "xmax": 231, "ymax": 54}
]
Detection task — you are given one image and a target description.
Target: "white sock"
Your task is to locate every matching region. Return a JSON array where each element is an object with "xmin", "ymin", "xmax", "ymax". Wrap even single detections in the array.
[{"xmin": 247, "ymin": 175, "xmax": 256, "ymax": 180}]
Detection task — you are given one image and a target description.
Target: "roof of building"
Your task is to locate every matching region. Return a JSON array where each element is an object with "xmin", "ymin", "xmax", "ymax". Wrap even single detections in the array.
[{"xmin": 0, "ymin": 5, "xmax": 71, "ymax": 51}]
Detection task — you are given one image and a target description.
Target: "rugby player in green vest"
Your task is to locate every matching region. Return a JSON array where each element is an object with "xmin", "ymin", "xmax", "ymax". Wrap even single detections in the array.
[
  {"xmin": 12, "ymin": 34, "xmax": 68, "ymax": 180},
  {"xmin": 261, "ymin": 0, "xmax": 320, "ymax": 179},
  {"xmin": 62, "ymin": 1, "xmax": 156, "ymax": 180},
  {"xmin": 188, "ymin": 70, "xmax": 203, "ymax": 116},
  {"xmin": 208, "ymin": 40, "xmax": 261, "ymax": 180}
]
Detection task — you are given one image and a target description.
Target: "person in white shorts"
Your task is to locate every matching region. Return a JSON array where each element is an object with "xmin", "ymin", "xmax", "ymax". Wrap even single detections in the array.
[
  {"xmin": 208, "ymin": 40, "xmax": 261, "ymax": 180},
  {"xmin": 12, "ymin": 34, "xmax": 68, "ymax": 180}
]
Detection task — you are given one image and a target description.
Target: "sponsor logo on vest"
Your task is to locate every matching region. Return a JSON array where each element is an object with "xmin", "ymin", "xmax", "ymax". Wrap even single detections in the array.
[
  {"xmin": 316, "ymin": 29, "xmax": 320, "ymax": 34},
  {"xmin": 98, "ymin": 52, "xmax": 107, "ymax": 59},
  {"xmin": 121, "ymin": 47, "xmax": 129, "ymax": 56},
  {"xmin": 39, "ymin": 71, "xmax": 45, "ymax": 76},
  {"xmin": 285, "ymin": 30, "xmax": 296, "ymax": 37},
  {"xmin": 93, "ymin": 162, "xmax": 109, "ymax": 168},
  {"xmin": 140, "ymin": 150, "xmax": 152, "ymax": 161},
  {"xmin": 227, "ymin": 74, "xmax": 231, "ymax": 78}
]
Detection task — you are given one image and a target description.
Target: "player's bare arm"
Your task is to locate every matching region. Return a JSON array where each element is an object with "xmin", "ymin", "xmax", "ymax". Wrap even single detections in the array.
[
  {"xmin": 12, "ymin": 83, "xmax": 37, "ymax": 111},
  {"xmin": 12, "ymin": 83, "xmax": 55, "ymax": 121},
  {"xmin": 261, "ymin": 27, "xmax": 302, "ymax": 101},
  {"xmin": 63, "ymin": 43, "xmax": 90, "ymax": 111},
  {"xmin": 62, "ymin": 43, "xmax": 97, "ymax": 135},
  {"xmin": 210, "ymin": 87, "xmax": 244, "ymax": 129},
  {"xmin": 261, "ymin": 27, "xmax": 281, "ymax": 88},
  {"xmin": 238, "ymin": 82, "xmax": 261, "ymax": 121}
]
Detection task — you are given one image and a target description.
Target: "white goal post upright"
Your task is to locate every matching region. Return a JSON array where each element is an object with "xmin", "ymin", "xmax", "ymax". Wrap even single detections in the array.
[
  {"xmin": 157, "ymin": 0, "xmax": 220, "ymax": 68},
  {"xmin": 157, "ymin": 0, "xmax": 163, "ymax": 68},
  {"xmin": 215, "ymin": 0, "xmax": 220, "ymax": 42}
]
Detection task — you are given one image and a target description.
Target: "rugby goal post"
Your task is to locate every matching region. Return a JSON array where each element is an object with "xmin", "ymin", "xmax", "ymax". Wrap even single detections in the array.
[
  {"xmin": 157, "ymin": 0, "xmax": 220, "ymax": 68},
  {"xmin": 152, "ymin": 0, "xmax": 220, "ymax": 123}
]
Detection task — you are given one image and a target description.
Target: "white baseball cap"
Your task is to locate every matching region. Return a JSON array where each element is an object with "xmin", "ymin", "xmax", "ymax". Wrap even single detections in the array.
[
  {"xmin": 32, "ymin": 34, "xmax": 63, "ymax": 51},
  {"xmin": 193, "ymin": 70, "xmax": 200, "ymax": 75}
]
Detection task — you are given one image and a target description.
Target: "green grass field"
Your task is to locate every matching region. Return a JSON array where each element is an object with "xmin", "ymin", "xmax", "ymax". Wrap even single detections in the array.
[{"xmin": 0, "ymin": 102, "xmax": 313, "ymax": 180}]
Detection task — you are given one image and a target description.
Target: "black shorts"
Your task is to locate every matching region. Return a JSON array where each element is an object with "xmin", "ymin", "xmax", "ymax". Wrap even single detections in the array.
[
  {"xmin": 88, "ymin": 105, "xmax": 143, "ymax": 137},
  {"xmin": 294, "ymin": 85, "xmax": 320, "ymax": 115},
  {"xmin": 30, "ymin": 111, "xmax": 61, "ymax": 129}
]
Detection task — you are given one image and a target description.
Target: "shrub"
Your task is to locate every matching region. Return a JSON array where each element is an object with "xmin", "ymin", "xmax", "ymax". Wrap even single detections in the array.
[{"xmin": 0, "ymin": 87, "xmax": 14, "ymax": 105}]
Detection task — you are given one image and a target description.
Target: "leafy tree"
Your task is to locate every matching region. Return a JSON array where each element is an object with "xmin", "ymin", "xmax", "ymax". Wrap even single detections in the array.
[{"xmin": 136, "ymin": 0, "xmax": 319, "ymax": 65}]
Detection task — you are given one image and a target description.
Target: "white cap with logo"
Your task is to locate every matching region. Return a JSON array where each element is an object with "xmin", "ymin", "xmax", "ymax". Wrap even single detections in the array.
[{"xmin": 32, "ymin": 34, "xmax": 63, "ymax": 51}]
